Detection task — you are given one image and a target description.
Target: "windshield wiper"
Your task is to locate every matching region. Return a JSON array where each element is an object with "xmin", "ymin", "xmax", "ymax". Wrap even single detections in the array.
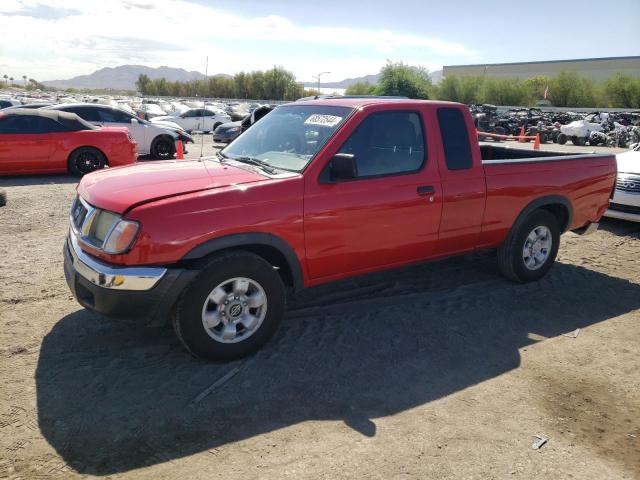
[
  {"xmin": 216, "ymin": 151, "xmax": 228, "ymax": 162},
  {"xmin": 232, "ymin": 156, "xmax": 278, "ymax": 174}
]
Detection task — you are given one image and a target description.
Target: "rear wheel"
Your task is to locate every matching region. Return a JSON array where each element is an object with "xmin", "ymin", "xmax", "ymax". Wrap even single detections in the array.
[
  {"xmin": 172, "ymin": 251, "xmax": 286, "ymax": 361},
  {"xmin": 68, "ymin": 147, "xmax": 106, "ymax": 176},
  {"xmin": 497, "ymin": 210, "xmax": 560, "ymax": 283},
  {"xmin": 557, "ymin": 133, "xmax": 568, "ymax": 145},
  {"xmin": 150, "ymin": 136, "xmax": 176, "ymax": 160},
  {"xmin": 573, "ymin": 136, "xmax": 586, "ymax": 146}
]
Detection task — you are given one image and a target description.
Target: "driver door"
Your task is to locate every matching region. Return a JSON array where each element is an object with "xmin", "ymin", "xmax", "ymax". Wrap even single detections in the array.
[{"xmin": 303, "ymin": 109, "xmax": 443, "ymax": 279}]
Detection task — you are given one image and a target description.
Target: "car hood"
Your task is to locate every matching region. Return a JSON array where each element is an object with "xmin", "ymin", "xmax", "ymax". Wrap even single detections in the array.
[
  {"xmin": 615, "ymin": 149, "xmax": 640, "ymax": 174},
  {"xmin": 77, "ymin": 159, "xmax": 267, "ymax": 214}
]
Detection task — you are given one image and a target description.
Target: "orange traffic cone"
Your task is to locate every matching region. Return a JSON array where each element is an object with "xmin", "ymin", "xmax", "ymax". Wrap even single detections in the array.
[
  {"xmin": 533, "ymin": 133, "xmax": 540, "ymax": 150},
  {"xmin": 518, "ymin": 126, "xmax": 526, "ymax": 143},
  {"xmin": 175, "ymin": 140, "xmax": 184, "ymax": 159}
]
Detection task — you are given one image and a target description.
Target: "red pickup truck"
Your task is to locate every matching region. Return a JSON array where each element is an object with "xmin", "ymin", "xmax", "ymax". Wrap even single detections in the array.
[{"xmin": 63, "ymin": 98, "xmax": 616, "ymax": 360}]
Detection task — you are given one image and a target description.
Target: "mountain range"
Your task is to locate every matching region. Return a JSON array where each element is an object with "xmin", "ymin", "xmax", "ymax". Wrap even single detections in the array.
[{"xmin": 44, "ymin": 65, "xmax": 442, "ymax": 91}]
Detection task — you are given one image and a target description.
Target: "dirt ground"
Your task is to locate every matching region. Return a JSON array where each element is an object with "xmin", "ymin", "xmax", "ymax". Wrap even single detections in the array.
[{"xmin": 0, "ymin": 159, "xmax": 639, "ymax": 479}]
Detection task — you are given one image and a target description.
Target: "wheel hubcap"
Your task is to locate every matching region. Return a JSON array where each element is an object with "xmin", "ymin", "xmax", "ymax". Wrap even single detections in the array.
[
  {"xmin": 78, "ymin": 153, "xmax": 99, "ymax": 172},
  {"xmin": 522, "ymin": 225, "xmax": 552, "ymax": 270},
  {"xmin": 201, "ymin": 277, "xmax": 267, "ymax": 343}
]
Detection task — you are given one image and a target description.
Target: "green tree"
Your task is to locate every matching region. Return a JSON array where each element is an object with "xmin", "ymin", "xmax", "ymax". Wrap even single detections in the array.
[
  {"xmin": 604, "ymin": 73, "xmax": 640, "ymax": 108},
  {"xmin": 478, "ymin": 77, "xmax": 529, "ymax": 105},
  {"xmin": 435, "ymin": 75, "xmax": 483, "ymax": 104},
  {"xmin": 135, "ymin": 74, "xmax": 151, "ymax": 94},
  {"xmin": 547, "ymin": 71, "xmax": 599, "ymax": 107},
  {"xmin": 345, "ymin": 81, "xmax": 376, "ymax": 95},
  {"xmin": 374, "ymin": 61, "xmax": 431, "ymax": 99}
]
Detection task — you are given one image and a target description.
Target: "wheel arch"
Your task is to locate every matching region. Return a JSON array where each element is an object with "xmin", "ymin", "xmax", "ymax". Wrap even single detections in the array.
[
  {"xmin": 512, "ymin": 195, "xmax": 573, "ymax": 235},
  {"xmin": 182, "ymin": 233, "xmax": 304, "ymax": 292}
]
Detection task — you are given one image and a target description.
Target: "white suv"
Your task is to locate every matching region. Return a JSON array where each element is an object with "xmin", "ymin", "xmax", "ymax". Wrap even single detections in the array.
[
  {"xmin": 46, "ymin": 104, "xmax": 193, "ymax": 159},
  {"xmin": 605, "ymin": 144, "xmax": 640, "ymax": 222}
]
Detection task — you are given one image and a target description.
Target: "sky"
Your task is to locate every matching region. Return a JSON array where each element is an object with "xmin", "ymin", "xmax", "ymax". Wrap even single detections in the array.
[{"xmin": 0, "ymin": 0, "xmax": 639, "ymax": 83}]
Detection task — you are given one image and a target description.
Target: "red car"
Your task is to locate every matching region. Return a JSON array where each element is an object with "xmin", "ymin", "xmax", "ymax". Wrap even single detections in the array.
[
  {"xmin": 64, "ymin": 98, "xmax": 616, "ymax": 360},
  {"xmin": 0, "ymin": 109, "xmax": 137, "ymax": 176}
]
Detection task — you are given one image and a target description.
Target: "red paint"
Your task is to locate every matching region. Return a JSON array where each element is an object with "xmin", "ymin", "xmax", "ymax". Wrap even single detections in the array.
[
  {"xmin": 0, "ymin": 126, "xmax": 136, "ymax": 175},
  {"xmin": 73, "ymin": 99, "xmax": 616, "ymax": 290}
]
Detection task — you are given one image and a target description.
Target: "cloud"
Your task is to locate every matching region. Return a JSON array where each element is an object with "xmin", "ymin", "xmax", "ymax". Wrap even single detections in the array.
[{"xmin": 0, "ymin": 0, "xmax": 477, "ymax": 81}]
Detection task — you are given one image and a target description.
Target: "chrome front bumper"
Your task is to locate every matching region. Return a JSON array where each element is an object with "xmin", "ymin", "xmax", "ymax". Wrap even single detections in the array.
[{"xmin": 67, "ymin": 231, "xmax": 166, "ymax": 291}]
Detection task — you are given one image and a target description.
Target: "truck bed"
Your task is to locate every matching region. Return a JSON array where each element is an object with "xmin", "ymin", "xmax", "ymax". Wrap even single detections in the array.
[
  {"xmin": 480, "ymin": 144, "xmax": 583, "ymax": 162},
  {"xmin": 478, "ymin": 146, "xmax": 616, "ymax": 248}
]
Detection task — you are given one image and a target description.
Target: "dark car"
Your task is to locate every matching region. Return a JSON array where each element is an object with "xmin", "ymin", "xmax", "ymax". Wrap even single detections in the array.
[{"xmin": 213, "ymin": 105, "xmax": 274, "ymax": 144}]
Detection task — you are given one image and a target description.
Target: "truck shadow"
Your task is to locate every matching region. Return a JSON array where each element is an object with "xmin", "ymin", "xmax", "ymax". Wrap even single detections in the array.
[{"xmin": 36, "ymin": 259, "xmax": 640, "ymax": 475}]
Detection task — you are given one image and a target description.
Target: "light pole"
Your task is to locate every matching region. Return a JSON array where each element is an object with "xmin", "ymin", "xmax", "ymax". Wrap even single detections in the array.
[{"xmin": 315, "ymin": 71, "xmax": 331, "ymax": 93}]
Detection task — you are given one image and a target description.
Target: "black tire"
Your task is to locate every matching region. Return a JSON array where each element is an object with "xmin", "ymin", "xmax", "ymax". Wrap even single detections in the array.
[
  {"xmin": 68, "ymin": 147, "xmax": 106, "ymax": 176},
  {"xmin": 172, "ymin": 251, "xmax": 286, "ymax": 361},
  {"xmin": 497, "ymin": 210, "xmax": 560, "ymax": 283},
  {"xmin": 150, "ymin": 136, "xmax": 176, "ymax": 160},
  {"xmin": 494, "ymin": 127, "xmax": 506, "ymax": 142},
  {"xmin": 573, "ymin": 137, "xmax": 586, "ymax": 146},
  {"xmin": 557, "ymin": 133, "xmax": 567, "ymax": 145},
  {"xmin": 0, "ymin": 190, "xmax": 6, "ymax": 207}
]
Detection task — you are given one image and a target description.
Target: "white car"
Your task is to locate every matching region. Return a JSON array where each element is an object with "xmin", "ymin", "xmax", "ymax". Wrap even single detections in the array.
[
  {"xmin": 46, "ymin": 104, "xmax": 193, "ymax": 159},
  {"xmin": 151, "ymin": 108, "xmax": 231, "ymax": 133},
  {"xmin": 136, "ymin": 103, "xmax": 166, "ymax": 120},
  {"xmin": 605, "ymin": 144, "xmax": 640, "ymax": 222}
]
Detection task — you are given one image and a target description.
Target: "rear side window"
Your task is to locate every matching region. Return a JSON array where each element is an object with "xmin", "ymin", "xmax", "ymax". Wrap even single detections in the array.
[
  {"xmin": 437, "ymin": 108, "xmax": 472, "ymax": 170},
  {"xmin": 67, "ymin": 107, "xmax": 100, "ymax": 122}
]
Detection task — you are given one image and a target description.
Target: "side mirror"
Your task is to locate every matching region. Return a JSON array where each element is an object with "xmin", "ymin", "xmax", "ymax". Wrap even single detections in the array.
[
  {"xmin": 330, "ymin": 153, "xmax": 357, "ymax": 180},
  {"xmin": 131, "ymin": 118, "xmax": 138, "ymax": 125}
]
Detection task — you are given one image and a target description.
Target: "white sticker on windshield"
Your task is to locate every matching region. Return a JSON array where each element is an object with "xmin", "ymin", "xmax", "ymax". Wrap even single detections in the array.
[{"xmin": 304, "ymin": 114, "xmax": 342, "ymax": 127}]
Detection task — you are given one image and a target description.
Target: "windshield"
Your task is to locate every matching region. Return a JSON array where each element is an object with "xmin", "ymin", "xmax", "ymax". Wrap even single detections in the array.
[{"xmin": 221, "ymin": 105, "xmax": 353, "ymax": 172}]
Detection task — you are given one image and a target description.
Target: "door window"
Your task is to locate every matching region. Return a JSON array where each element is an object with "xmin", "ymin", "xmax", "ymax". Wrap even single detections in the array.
[{"xmin": 337, "ymin": 111, "xmax": 425, "ymax": 177}]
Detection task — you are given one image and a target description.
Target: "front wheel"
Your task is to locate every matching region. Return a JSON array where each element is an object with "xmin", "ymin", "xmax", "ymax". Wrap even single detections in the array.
[
  {"xmin": 497, "ymin": 210, "xmax": 560, "ymax": 283},
  {"xmin": 172, "ymin": 251, "xmax": 286, "ymax": 361},
  {"xmin": 68, "ymin": 147, "xmax": 106, "ymax": 176},
  {"xmin": 150, "ymin": 137, "xmax": 176, "ymax": 160}
]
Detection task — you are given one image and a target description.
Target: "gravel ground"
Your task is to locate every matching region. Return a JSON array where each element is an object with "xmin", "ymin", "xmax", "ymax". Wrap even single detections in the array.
[{"xmin": 0, "ymin": 147, "xmax": 639, "ymax": 479}]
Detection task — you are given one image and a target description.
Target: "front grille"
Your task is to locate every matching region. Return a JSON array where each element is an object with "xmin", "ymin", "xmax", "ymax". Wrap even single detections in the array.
[
  {"xmin": 616, "ymin": 175, "xmax": 640, "ymax": 194},
  {"xmin": 609, "ymin": 202, "xmax": 640, "ymax": 214},
  {"xmin": 70, "ymin": 196, "xmax": 88, "ymax": 231}
]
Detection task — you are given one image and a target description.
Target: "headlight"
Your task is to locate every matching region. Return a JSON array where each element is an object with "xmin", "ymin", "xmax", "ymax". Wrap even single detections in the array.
[
  {"xmin": 227, "ymin": 127, "xmax": 241, "ymax": 133},
  {"xmin": 70, "ymin": 196, "xmax": 140, "ymax": 254}
]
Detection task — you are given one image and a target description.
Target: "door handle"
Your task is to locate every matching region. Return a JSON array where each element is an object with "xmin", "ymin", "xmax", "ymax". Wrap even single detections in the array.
[{"xmin": 417, "ymin": 185, "xmax": 435, "ymax": 196}]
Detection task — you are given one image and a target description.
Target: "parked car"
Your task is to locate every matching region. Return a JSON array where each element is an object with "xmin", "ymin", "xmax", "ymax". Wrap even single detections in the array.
[
  {"xmin": 46, "ymin": 104, "xmax": 192, "ymax": 159},
  {"xmin": 151, "ymin": 108, "xmax": 231, "ymax": 133},
  {"xmin": 0, "ymin": 98, "xmax": 20, "ymax": 109},
  {"xmin": 0, "ymin": 103, "xmax": 53, "ymax": 111},
  {"xmin": 213, "ymin": 105, "xmax": 274, "ymax": 143},
  {"xmin": 136, "ymin": 103, "xmax": 165, "ymax": 120},
  {"xmin": 0, "ymin": 109, "xmax": 136, "ymax": 176},
  {"xmin": 604, "ymin": 144, "xmax": 640, "ymax": 222},
  {"xmin": 64, "ymin": 98, "xmax": 615, "ymax": 361}
]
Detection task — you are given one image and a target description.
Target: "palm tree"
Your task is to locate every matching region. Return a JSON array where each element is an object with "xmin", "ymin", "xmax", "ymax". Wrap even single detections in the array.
[
  {"xmin": 22, "ymin": 75, "xmax": 27, "ymax": 86},
  {"xmin": 9, "ymin": 77, "xmax": 14, "ymax": 86},
  {"xmin": 2, "ymin": 74, "xmax": 7, "ymax": 87}
]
